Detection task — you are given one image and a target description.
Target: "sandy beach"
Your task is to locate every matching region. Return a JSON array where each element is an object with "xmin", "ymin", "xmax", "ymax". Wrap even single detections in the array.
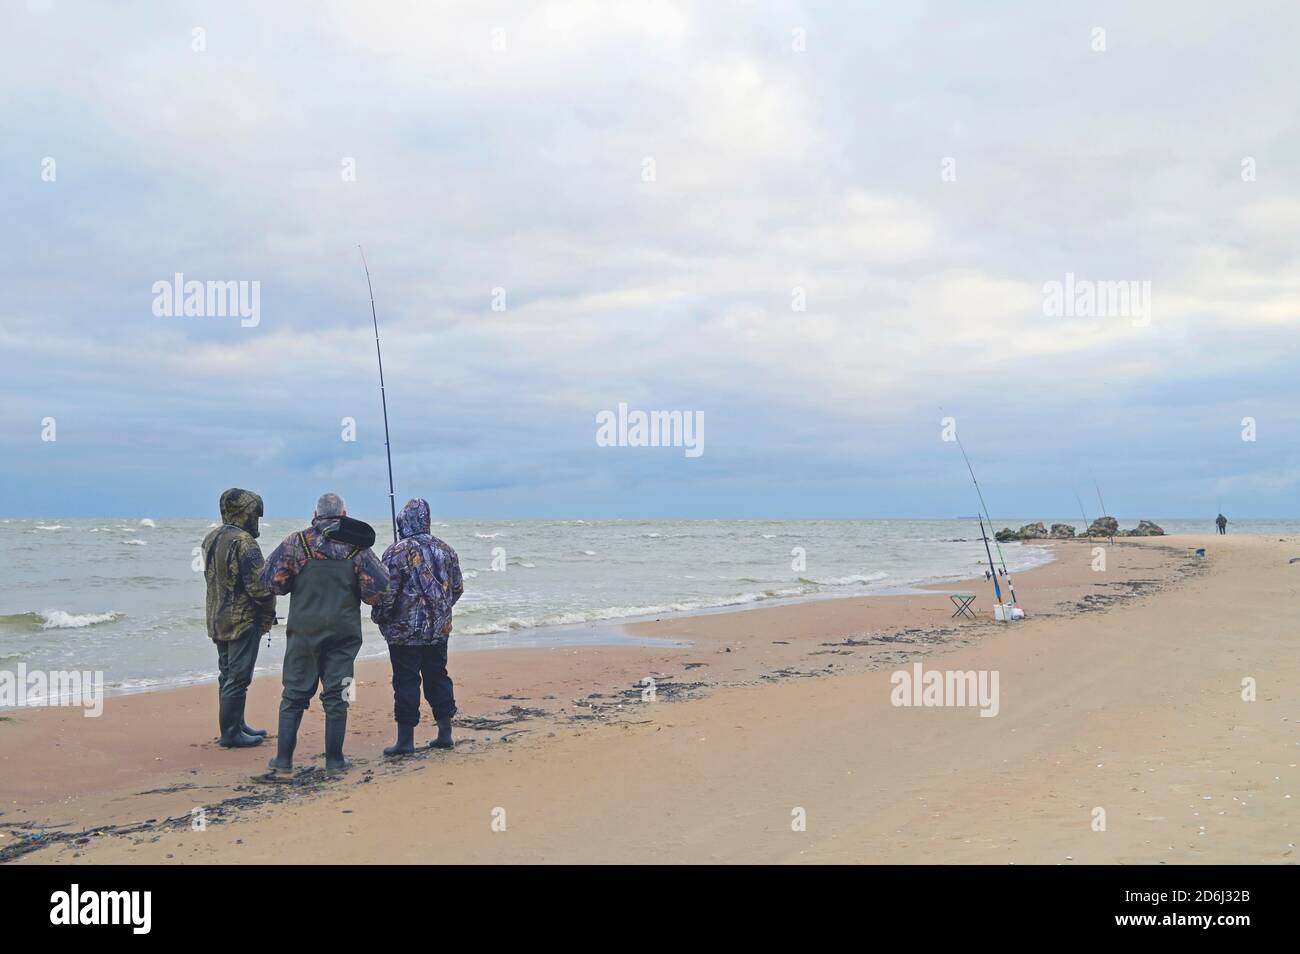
[{"xmin": 2, "ymin": 533, "xmax": 1293, "ymax": 864}]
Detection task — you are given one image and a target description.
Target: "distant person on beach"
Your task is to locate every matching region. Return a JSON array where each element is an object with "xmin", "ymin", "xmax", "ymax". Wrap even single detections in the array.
[
  {"xmin": 1216, "ymin": 513, "xmax": 1228, "ymax": 535},
  {"xmin": 201, "ymin": 488, "xmax": 277, "ymax": 748},
  {"xmin": 372, "ymin": 498, "xmax": 464, "ymax": 756},
  {"xmin": 261, "ymin": 492, "xmax": 389, "ymax": 773}
]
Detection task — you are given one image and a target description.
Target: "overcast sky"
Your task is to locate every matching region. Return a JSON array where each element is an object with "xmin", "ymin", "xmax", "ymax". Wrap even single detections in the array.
[{"xmin": 2, "ymin": 1, "xmax": 1298, "ymax": 519}]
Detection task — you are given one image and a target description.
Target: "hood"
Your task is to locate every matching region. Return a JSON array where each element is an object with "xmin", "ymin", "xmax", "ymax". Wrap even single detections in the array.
[
  {"xmin": 397, "ymin": 498, "xmax": 431, "ymax": 539},
  {"xmin": 311, "ymin": 514, "xmax": 342, "ymax": 536},
  {"xmin": 219, "ymin": 488, "xmax": 264, "ymax": 538}
]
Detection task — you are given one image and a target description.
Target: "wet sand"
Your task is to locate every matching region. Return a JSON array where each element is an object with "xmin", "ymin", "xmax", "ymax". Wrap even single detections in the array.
[{"xmin": 3, "ymin": 535, "xmax": 1295, "ymax": 864}]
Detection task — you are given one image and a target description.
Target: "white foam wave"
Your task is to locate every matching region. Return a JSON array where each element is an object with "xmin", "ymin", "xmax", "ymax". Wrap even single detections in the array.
[
  {"xmin": 39, "ymin": 610, "xmax": 124, "ymax": 629},
  {"xmin": 139, "ymin": 518, "xmax": 156, "ymax": 528},
  {"xmin": 459, "ymin": 586, "xmax": 816, "ymax": 636},
  {"xmin": 808, "ymin": 572, "xmax": 888, "ymax": 587}
]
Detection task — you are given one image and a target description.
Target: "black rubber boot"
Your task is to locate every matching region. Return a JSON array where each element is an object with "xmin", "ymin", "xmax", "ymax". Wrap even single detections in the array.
[
  {"xmin": 266, "ymin": 711, "xmax": 303, "ymax": 774},
  {"xmin": 324, "ymin": 712, "xmax": 351, "ymax": 771},
  {"xmin": 239, "ymin": 699, "xmax": 268, "ymax": 737},
  {"xmin": 429, "ymin": 715, "xmax": 454, "ymax": 750},
  {"xmin": 218, "ymin": 698, "xmax": 263, "ymax": 748},
  {"xmin": 383, "ymin": 724, "xmax": 415, "ymax": 758}
]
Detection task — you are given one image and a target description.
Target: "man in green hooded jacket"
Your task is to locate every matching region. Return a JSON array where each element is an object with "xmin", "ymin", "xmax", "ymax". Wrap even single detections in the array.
[{"xmin": 201, "ymin": 488, "xmax": 277, "ymax": 747}]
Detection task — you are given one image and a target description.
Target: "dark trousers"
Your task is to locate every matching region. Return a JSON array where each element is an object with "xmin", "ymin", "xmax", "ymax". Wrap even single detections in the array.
[
  {"xmin": 216, "ymin": 630, "xmax": 261, "ymax": 705},
  {"xmin": 280, "ymin": 630, "xmax": 363, "ymax": 719},
  {"xmin": 388, "ymin": 642, "xmax": 455, "ymax": 726}
]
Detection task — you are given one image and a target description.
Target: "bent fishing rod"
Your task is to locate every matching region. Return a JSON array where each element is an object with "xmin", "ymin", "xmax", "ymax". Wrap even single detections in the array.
[{"xmin": 359, "ymin": 245, "xmax": 399, "ymax": 545}]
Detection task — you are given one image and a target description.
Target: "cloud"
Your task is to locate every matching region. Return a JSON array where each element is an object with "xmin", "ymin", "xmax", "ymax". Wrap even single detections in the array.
[{"xmin": 2, "ymin": 1, "xmax": 1299, "ymax": 517}]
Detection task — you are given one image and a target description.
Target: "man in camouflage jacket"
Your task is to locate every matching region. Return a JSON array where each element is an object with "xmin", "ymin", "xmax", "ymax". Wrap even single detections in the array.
[
  {"xmin": 371, "ymin": 497, "xmax": 464, "ymax": 756},
  {"xmin": 201, "ymin": 488, "xmax": 276, "ymax": 748}
]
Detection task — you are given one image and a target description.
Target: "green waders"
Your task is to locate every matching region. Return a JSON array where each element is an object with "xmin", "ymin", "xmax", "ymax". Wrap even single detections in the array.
[{"xmin": 269, "ymin": 536, "xmax": 363, "ymax": 772}]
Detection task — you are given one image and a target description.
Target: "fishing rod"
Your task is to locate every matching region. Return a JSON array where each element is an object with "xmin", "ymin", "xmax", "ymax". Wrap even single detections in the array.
[
  {"xmin": 359, "ymin": 245, "xmax": 399, "ymax": 545},
  {"xmin": 1094, "ymin": 479, "xmax": 1114, "ymax": 543},
  {"xmin": 949, "ymin": 422, "xmax": 1018, "ymax": 607},
  {"xmin": 977, "ymin": 513, "xmax": 1003, "ymax": 609},
  {"xmin": 1073, "ymin": 489, "xmax": 1092, "ymax": 542}
]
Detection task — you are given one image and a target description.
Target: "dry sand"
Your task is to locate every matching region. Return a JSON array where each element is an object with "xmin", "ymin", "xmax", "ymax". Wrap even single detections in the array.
[{"xmin": 2, "ymin": 534, "xmax": 1295, "ymax": 864}]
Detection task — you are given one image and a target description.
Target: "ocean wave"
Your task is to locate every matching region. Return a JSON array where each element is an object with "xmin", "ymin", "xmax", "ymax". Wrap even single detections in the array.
[
  {"xmin": 124, "ymin": 539, "xmax": 147, "ymax": 546},
  {"xmin": 474, "ymin": 532, "xmax": 503, "ymax": 539},
  {"xmin": 580, "ymin": 550, "xmax": 596, "ymax": 556},
  {"xmin": 0, "ymin": 610, "xmax": 125, "ymax": 631},
  {"xmin": 139, "ymin": 518, "xmax": 156, "ymax": 528},
  {"xmin": 42, "ymin": 609, "xmax": 125, "ymax": 629},
  {"xmin": 458, "ymin": 586, "xmax": 818, "ymax": 636},
  {"xmin": 34, "ymin": 524, "xmax": 66, "ymax": 531},
  {"xmin": 802, "ymin": 572, "xmax": 889, "ymax": 587}
]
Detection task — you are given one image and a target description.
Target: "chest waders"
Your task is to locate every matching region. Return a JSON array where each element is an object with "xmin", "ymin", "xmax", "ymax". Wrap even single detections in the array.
[{"xmin": 269, "ymin": 534, "xmax": 363, "ymax": 774}]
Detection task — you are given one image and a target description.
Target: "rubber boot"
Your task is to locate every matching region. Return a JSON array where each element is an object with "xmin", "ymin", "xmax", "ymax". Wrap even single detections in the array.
[
  {"xmin": 239, "ymin": 699, "xmax": 268, "ymax": 737},
  {"xmin": 219, "ymin": 698, "xmax": 264, "ymax": 748},
  {"xmin": 324, "ymin": 712, "xmax": 351, "ymax": 771},
  {"xmin": 266, "ymin": 711, "xmax": 303, "ymax": 774},
  {"xmin": 383, "ymin": 724, "xmax": 415, "ymax": 758},
  {"xmin": 429, "ymin": 715, "xmax": 454, "ymax": 750}
]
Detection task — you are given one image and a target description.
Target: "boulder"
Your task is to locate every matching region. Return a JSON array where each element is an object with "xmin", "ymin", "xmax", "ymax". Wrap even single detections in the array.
[
  {"xmin": 1124, "ymin": 519, "xmax": 1165, "ymax": 537},
  {"xmin": 1050, "ymin": 523, "xmax": 1076, "ymax": 538},
  {"xmin": 1017, "ymin": 522, "xmax": 1049, "ymax": 540},
  {"xmin": 1086, "ymin": 516, "xmax": 1119, "ymax": 538},
  {"xmin": 994, "ymin": 527, "xmax": 1019, "ymax": 542}
]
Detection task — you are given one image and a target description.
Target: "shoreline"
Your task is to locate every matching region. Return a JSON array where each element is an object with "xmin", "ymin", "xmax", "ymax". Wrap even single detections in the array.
[
  {"xmin": 2, "ymin": 539, "xmax": 1060, "ymax": 705},
  {"xmin": 6, "ymin": 534, "xmax": 1294, "ymax": 864}
]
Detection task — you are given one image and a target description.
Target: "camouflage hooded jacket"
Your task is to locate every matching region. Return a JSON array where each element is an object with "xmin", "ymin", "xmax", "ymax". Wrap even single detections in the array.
[
  {"xmin": 261, "ymin": 515, "xmax": 390, "ymax": 604},
  {"xmin": 371, "ymin": 498, "xmax": 464, "ymax": 645},
  {"xmin": 201, "ymin": 488, "xmax": 277, "ymax": 643}
]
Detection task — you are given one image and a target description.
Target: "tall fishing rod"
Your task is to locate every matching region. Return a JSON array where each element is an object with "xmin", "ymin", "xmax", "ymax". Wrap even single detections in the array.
[
  {"xmin": 948, "ymin": 422, "xmax": 1018, "ymax": 607},
  {"xmin": 977, "ymin": 513, "xmax": 1003, "ymax": 609},
  {"xmin": 1073, "ymin": 489, "xmax": 1092, "ymax": 542},
  {"xmin": 359, "ymin": 245, "xmax": 398, "ymax": 545},
  {"xmin": 1094, "ymin": 480, "xmax": 1114, "ymax": 544}
]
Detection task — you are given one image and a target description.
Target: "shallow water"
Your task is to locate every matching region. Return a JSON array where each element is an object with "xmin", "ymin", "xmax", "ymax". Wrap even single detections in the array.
[{"xmin": 1, "ymin": 517, "xmax": 1291, "ymax": 697}]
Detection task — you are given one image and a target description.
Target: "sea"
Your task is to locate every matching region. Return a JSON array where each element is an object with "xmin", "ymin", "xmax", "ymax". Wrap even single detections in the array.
[{"xmin": 2, "ymin": 517, "xmax": 1295, "ymax": 701}]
